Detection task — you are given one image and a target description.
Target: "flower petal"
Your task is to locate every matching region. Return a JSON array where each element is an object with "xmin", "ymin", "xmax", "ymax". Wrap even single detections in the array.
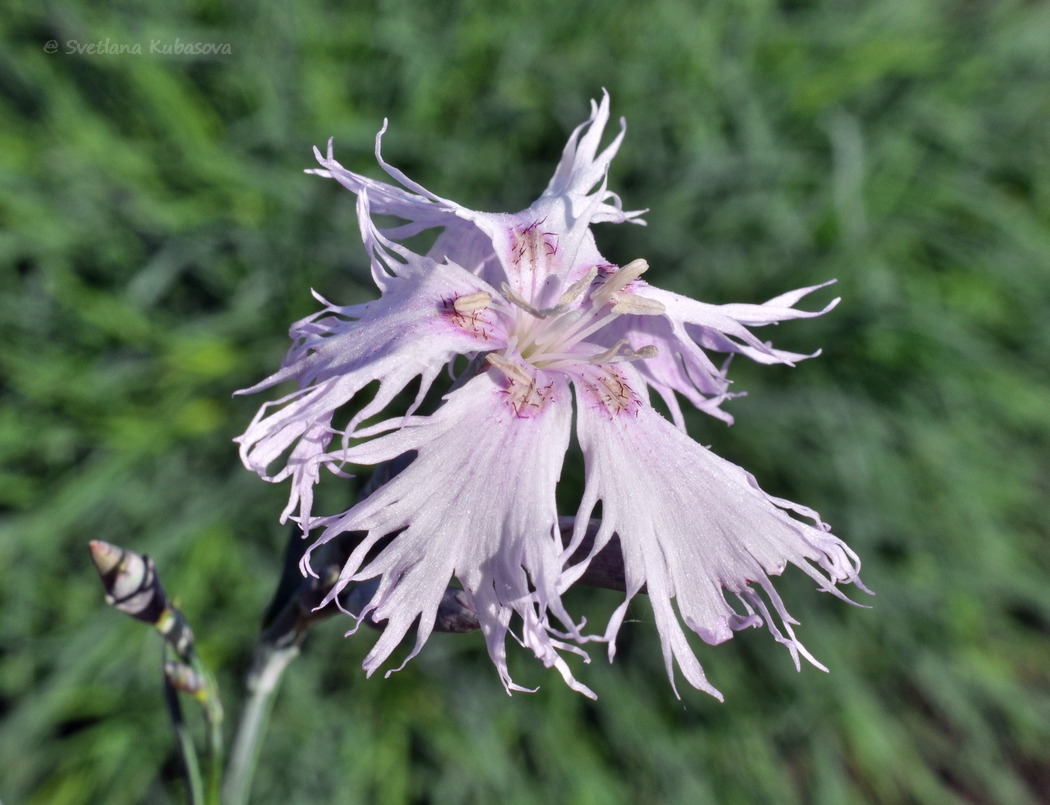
[
  {"xmin": 604, "ymin": 280, "xmax": 837, "ymax": 421},
  {"xmin": 307, "ymin": 370, "xmax": 597, "ymax": 697},
  {"xmin": 570, "ymin": 363, "xmax": 863, "ymax": 699},
  {"xmin": 309, "ymin": 94, "xmax": 645, "ymax": 298},
  {"xmin": 540, "ymin": 90, "xmax": 647, "ymax": 228},
  {"xmin": 310, "ymin": 131, "xmax": 459, "ymax": 230},
  {"xmin": 235, "ymin": 241, "xmax": 502, "ymax": 526},
  {"xmin": 716, "ymin": 280, "xmax": 841, "ymax": 326},
  {"xmin": 311, "ymin": 134, "xmax": 504, "ymax": 285},
  {"xmin": 603, "ymin": 311, "xmax": 739, "ymax": 428}
]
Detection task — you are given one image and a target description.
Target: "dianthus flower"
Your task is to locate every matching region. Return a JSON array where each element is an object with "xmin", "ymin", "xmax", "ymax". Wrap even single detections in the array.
[{"xmin": 237, "ymin": 93, "xmax": 865, "ymax": 699}]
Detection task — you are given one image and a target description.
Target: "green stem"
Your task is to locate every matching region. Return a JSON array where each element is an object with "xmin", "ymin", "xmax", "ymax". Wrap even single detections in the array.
[
  {"xmin": 222, "ymin": 643, "xmax": 300, "ymax": 805},
  {"xmin": 163, "ymin": 664, "xmax": 206, "ymax": 805},
  {"xmin": 163, "ymin": 644, "xmax": 224, "ymax": 804},
  {"xmin": 201, "ymin": 667, "xmax": 225, "ymax": 805}
]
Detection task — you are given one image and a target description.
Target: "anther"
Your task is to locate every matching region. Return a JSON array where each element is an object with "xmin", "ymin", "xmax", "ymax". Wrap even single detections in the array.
[
  {"xmin": 558, "ymin": 267, "xmax": 599, "ymax": 307},
  {"xmin": 589, "ymin": 339, "xmax": 630, "ymax": 364},
  {"xmin": 486, "ymin": 352, "xmax": 534, "ymax": 385},
  {"xmin": 592, "ymin": 259, "xmax": 650, "ymax": 307},
  {"xmin": 611, "ymin": 258, "xmax": 649, "ymax": 288},
  {"xmin": 586, "ymin": 340, "xmax": 660, "ymax": 365},
  {"xmin": 610, "ymin": 293, "xmax": 666, "ymax": 316},
  {"xmin": 623, "ymin": 345, "xmax": 658, "ymax": 360},
  {"xmin": 453, "ymin": 291, "xmax": 492, "ymax": 314}
]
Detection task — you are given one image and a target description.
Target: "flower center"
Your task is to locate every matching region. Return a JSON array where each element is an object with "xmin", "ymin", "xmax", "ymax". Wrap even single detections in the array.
[
  {"xmin": 449, "ymin": 259, "xmax": 664, "ymax": 416},
  {"xmin": 485, "ymin": 258, "xmax": 664, "ymax": 373}
]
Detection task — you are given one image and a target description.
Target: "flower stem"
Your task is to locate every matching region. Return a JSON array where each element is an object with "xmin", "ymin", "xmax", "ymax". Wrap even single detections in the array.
[
  {"xmin": 222, "ymin": 643, "xmax": 300, "ymax": 805},
  {"xmin": 162, "ymin": 657, "xmax": 206, "ymax": 805}
]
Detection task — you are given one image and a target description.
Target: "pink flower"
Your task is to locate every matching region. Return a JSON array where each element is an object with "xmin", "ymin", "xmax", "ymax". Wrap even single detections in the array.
[{"xmin": 237, "ymin": 93, "xmax": 866, "ymax": 699}]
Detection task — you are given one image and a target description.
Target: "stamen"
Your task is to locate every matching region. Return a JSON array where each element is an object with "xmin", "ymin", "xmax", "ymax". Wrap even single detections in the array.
[
  {"xmin": 608, "ymin": 258, "xmax": 650, "ymax": 292},
  {"xmin": 542, "ymin": 342, "xmax": 659, "ymax": 370},
  {"xmin": 453, "ymin": 291, "xmax": 492, "ymax": 314},
  {"xmin": 610, "ymin": 293, "xmax": 666, "ymax": 316},
  {"xmin": 585, "ymin": 341, "xmax": 659, "ymax": 365},
  {"xmin": 494, "ymin": 256, "xmax": 661, "ymax": 374},
  {"xmin": 625, "ymin": 345, "xmax": 658, "ymax": 360},
  {"xmin": 558, "ymin": 267, "xmax": 599, "ymax": 307},
  {"xmin": 486, "ymin": 352, "xmax": 534, "ymax": 385},
  {"xmin": 527, "ymin": 307, "xmax": 582, "ymax": 346},
  {"xmin": 553, "ymin": 309, "xmax": 621, "ymax": 351},
  {"xmin": 588, "ymin": 339, "xmax": 630, "ymax": 364},
  {"xmin": 592, "ymin": 258, "xmax": 648, "ymax": 302},
  {"xmin": 501, "ymin": 283, "xmax": 546, "ymax": 319}
]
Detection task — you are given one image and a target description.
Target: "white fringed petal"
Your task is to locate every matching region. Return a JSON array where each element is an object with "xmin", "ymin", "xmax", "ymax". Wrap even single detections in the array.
[
  {"xmin": 602, "ymin": 311, "xmax": 739, "ymax": 428},
  {"xmin": 601, "ymin": 280, "xmax": 838, "ymax": 421},
  {"xmin": 310, "ymin": 132, "xmax": 460, "ymax": 231},
  {"xmin": 307, "ymin": 371, "xmax": 597, "ymax": 697},
  {"xmin": 571, "ymin": 363, "xmax": 862, "ymax": 698},
  {"xmin": 539, "ymin": 89, "xmax": 647, "ymax": 228},
  {"xmin": 235, "ymin": 254, "xmax": 502, "ymax": 524},
  {"xmin": 440, "ymin": 94, "xmax": 648, "ymax": 302},
  {"xmin": 309, "ymin": 92, "xmax": 644, "ymax": 296}
]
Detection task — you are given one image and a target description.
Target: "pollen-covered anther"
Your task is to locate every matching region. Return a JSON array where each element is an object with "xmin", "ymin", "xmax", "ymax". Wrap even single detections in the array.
[
  {"xmin": 610, "ymin": 292, "xmax": 666, "ymax": 317},
  {"xmin": 485, "ymin": 353, "xmax": 554, "ymax": 416},
  {"xmin": 557, "ymin": 267, "xmax": 599, "ymax": 307},
  {"xmin": 486, "ymin": 352, "xmax": 534, "ymax": 385},
  {"xmin": 612, "ymin": 258, "xmax": 650, "ymax": 286},
  {"xmin": 589, "ymin": 340, "xmax": 659, "ymax": 365},
  {"xmin": 453, "ymin": 291, "xmax": 493, "ymax": 314},
  {"xmin": 589, "ymin": 258, "xmax": 651, "ymax": 309},
  {"xmin": 623, "ymin": 344, "xmax": 658, "ymax": 360}
]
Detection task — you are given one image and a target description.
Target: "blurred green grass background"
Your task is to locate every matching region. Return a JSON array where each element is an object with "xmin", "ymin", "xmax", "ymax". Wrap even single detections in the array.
[{"xmin": 2, "ymin": 0, "xmax": 1049, "ymax": 803}]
